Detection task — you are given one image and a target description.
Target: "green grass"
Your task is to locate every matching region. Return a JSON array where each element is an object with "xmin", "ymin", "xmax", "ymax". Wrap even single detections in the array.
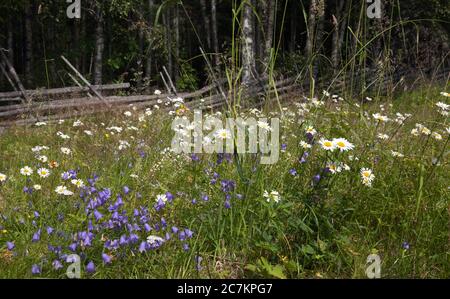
[{"xmin": 0, "ymin": 86, "xmax": 448, "ymax": 279}]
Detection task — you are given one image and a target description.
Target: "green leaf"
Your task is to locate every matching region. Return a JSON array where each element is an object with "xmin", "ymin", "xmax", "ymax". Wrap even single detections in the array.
[{"xmin": 266, "ymin": 264, "xmax": 287, "ymax": 279}]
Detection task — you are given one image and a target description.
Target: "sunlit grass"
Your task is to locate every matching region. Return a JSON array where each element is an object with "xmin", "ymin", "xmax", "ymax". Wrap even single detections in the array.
[{"xmin": 0, "ymin": 86, "xmax": 448, "ymax": 278}]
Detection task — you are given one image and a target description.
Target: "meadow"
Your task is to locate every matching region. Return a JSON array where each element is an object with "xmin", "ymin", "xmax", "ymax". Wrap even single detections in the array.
[{"xmin": 0, "ymin": 86, "xmax": 448, "ymax": 278}]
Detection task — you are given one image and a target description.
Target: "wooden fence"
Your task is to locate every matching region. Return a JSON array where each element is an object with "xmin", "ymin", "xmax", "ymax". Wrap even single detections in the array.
[{"xmin": 0, "ymin": 67, "xmax": 448, "ymax": 128}]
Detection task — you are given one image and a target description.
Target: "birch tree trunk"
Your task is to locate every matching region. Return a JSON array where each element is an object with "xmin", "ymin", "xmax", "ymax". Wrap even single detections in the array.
[
  {"xmin": 163, "ymin": 12, "xmax": 173, "ymax": 78},
  {"xmin": 241, "ymin": 0, "xmax": 256, "ymax": 86},
  {"xmin": 211, "ymin": 0, "xmax": 220, "ymax": 66},
  {"xmin": 137, "ymin": 18, "xmax": 145, "ymax": 88},
  {"xmin": 93, "ymin": 6, "xmax": 104, "ymax": 85},
  {"xmin": 145, "ymin": 0, "xmax": 154, "ymax": 81}
]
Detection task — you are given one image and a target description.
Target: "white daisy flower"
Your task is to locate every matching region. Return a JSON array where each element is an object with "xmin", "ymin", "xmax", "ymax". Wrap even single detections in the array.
[
  {"xmin": 156, "ymin": 194, "xmax": 168, "ymax": 203},
  {"xmin": 432, "ymin": 132, "xmax": 442, "ymax": 140},
  {"xmin": 33, "ymin": 184, "xmax": 42, "ymax": 191},
  {"xmin": 20, "ymin": 166, "xmax": 33, "ymax": 176},
  {"xmin": 263, "ymin": 190, "xmax": 281, "ymax": 203},
  {"xmin": 73, "ymin": 120, "xmax": 83, "ymax": 127},
  {"xmin": 332, "ymin": 138, "xmax": 355, "ymax": 152},
  {"xmin": 372, "ymin": 113, "xmax": 390, "ymax": 122},
  {"xmin": 420, "ymin": 127, "xmax": 431, "ymax": 135},
  {"xmin": 257, "ymin": 121, "xmax": 272, "ymax": 131},
  {"xmin": 214, "ymin": 129, "xmax": 232, "ymax": 140},
  {"xmin": 56, "ymin": 132, "xmax": 70, "ymax": 139},
  {"xmin": 436, "ymin": 102, "xmax": 449, "ymax": 111},
  {"xmin": 37, "ymin": 155, "xmax": 48, "ymax": 163},
  {"xmin": 71, "ymin": 179, "xmax": 84, "ymax": 188},
  {"xmin": 106, "ymin": 126, "xmax": 123, "ymax": 134},
  {"xmin": 172, "ymin": 97, "xmax": 184, "ymax": 103},
  {"xmin": 360, "ymin": 168, "xmax": 375, "ymax": 187},
  {"xmin": 32, "ymin": 145, "xmax": 49, "ymax": 153},
  {"xmin": 154, "ymin": 89, "xmax": 162, "ymax": 95},
  {"xmin": 118, "ymin": 140, "xmax": 131, "ymax": 150},
  {"xmin": 305, "ymin": 126, "xmax": 317, "ymax": 136},
  {"xmin": 127, "ymin": 126, "xmax": 139, "ymax": 131},
  {"xmin": 147, "ymin": 235, "xmax": 165, "ymax": 245},
  {"xmin": 61, "ymin": 147, "xmax": 72, "ymax": 155},
  {"xmin": 203, "ymin": 136, "xmax": 213, "ymax": 145},
  {"xmin": 327, "ymin": 162, "xmax": 342, "ymax": 174},
  {"xmin": 0, "ymin": 173, "xmax": 7, "ymax": 182},
  {"xmin": 377, "ymin": 133, "xmax": 389, "ymax": 140},
  {"xmin": 391, "ymin": 151, "xmax": 404, "ymax": 158},
  {"xmin": 55, "ymin": 186, "xmax": 73, "ymax": 196},
  {"xmin": 37, "ymin": 168, "xmax": 51, "ymax": 178},
  {"xmin": 299, "ymin": 141, "xmax": 312, "ymax": 149},
  {"xmin": 411, "ymin": 128, "xmax": 420, "ymax": 136},
  {"xmin": 319, "ymin": 138, "xmax": 336, "ymax": 151}
]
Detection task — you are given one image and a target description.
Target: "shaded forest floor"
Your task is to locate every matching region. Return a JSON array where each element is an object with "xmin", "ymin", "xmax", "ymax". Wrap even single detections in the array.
[{"xmin": 0, "ymin": 85, "xmax": 448, "ymax": 278}]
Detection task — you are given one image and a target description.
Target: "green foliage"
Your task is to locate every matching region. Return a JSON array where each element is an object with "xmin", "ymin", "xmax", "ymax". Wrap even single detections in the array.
[{"xmin": 176, "ymin": 63, "xmax": 199, "ymax": 91}]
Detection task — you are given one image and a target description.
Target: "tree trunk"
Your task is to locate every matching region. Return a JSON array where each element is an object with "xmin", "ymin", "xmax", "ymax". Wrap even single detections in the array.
[
  {"xmin": 305, "ymin": 0, "xmax": 325, "ymax": 59},
  {"xmin": 211, "ymin": 0, "xmax": 220, "ymax": 66},
  {"xmin": 200, "ymin": 0, "xmax": 211, "ymax": 50},
  {"xmin": 373, "ymin": 1, "xmax": 386, "ymax": 67},
  {"xmin": 313, "ymin": 0, "xmax": 325, "ymax": 79},
  {"xmin": 304, "ymin": 0, "xmax": 325, "ymax": 79},
  {"xmin": 331, "ymin": 0, "xmax": 345, "ymax": 73},
  {"xmin": 73, "ymin": 19, "xmax": 80, "ymax": 70},
  {"xmin": 256, "ymin": 1, "xmax": 265, "ymax": 72},
  {"xmin": 7, "ymin": 18, "xmax": 14, "ymax": 65},
  {"xmin": 93, "ymin": 6, "xmax": 104, "ymax": 85},
  {"xmin": 337, "ymin": 1, "xmax": 349, "ymax": 63},
  {"xmin": 173, "ymin": 5, "xmax": 180, "ymax": 82},
  {"xmin": 145, "ymin": 0, "xmax": 154, "ymax": 82},
  {"xmin": 24, "ymin": 4, "xmax": 33, "ymax": 87},
  {"xmin": 289, "ymin": 0, "xmax": 297, "ymax": 53},
  {"xmin": 241, "ymin": 0, "xmax": 256, "ymax": 85},
  {"xmin": 264, "ymin": 0, "xmax": 275, "ymax": 70},
  {"xmin": 81, "ymin": 8, "xmax": 87, "ymax": 75},
  {"xmin": 137, "ymin": 20, "xmax": 145, "ymax": 88},
  {"xmin": 163, "ymin": 12, "xmax": 173, "ymax": 78}
]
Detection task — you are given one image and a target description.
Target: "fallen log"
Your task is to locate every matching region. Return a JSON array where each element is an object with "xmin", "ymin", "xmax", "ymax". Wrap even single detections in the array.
[{"xmin": 0, "ymin": 83, "xmax": 130, "ymax": 101}]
